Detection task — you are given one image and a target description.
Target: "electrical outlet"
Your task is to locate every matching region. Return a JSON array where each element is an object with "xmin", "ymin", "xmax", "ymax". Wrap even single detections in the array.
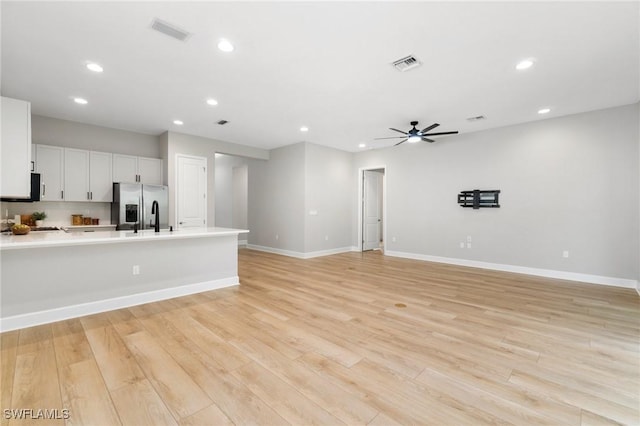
[
  {"xmin": 563, "ymin": 250, "xmax": 569, "ymax": 258},
  {"xmin": 132, "ymin": 265, "xmax": 140, "ymax": 275},
  {"xmin": 467, "ymin": 235, "xmax": 472, "ymax": 242},
  {"xmin": 392, "ymin": 236, "xmax": 397, "ymax": 243},
  {"xmin": 467, "ymin": 242, "xmax": 472, "ymax": 249},
  {"xmin": 325, "ymin": 235, "xmax": 329, "ymax": 241},
  {"xmin": 460, "ymin": 242, "xmax": 465, "ymax": 248},
  {"xmin": 275, "ymin": 234, "xmax": 279, "ymax": 240}
]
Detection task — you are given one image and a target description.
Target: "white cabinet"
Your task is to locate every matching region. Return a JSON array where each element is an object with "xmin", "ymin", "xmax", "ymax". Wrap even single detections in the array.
[
  {"xmin": 36, "ymin": 145, "xmax": 65, "ymax": 201},
  {"xmin": 112, "ymin": 154, "xmax": 138, "ymax": 183},
  {"xmin": 64, "ymin": 149, "xmax": 113, "ymax": 202},
  {"xmin": 1, "ymin": 97, "xmax": 31, "ymax": 198},
  {"xmin": 113, "ymin": 154, "xmax": 162, "ymax": 185},
  {"xmin": 89, "ymin": 151, "xmax": 113, "ymax": 202},
  {"xmin": 64, "ymin": 148, "xmax": 89, "ymax": 201},
  {"xmin": 138, "ymin": 157, "xmax": 163, "ymax": 185}
]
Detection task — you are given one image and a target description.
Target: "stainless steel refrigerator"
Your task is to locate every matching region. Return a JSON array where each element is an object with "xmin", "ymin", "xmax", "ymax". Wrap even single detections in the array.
[{"xmin": 111, "ymin": 183, "xmax": 168, "ymax": 230}]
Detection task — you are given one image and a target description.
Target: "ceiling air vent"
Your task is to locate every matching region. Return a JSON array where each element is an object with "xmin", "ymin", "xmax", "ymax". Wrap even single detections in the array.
[
  {"xmin": 150, "ymin": 18, "xmax": 191, "ymax": 42},
  {"xmin": 217, "ymin": 120, "xmax": 229, "ymax": 125},
  {"xmin": 467, "ymin": 115, "xmax": 486, "ymax": 122},
  {"xmin": 391, "ymin": 55, "xmax": 422, "ymax": 72}
]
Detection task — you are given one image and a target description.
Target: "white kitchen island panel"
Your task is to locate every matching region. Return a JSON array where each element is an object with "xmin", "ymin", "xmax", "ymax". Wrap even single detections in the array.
[{"xmin": 0, "ymin": 228, "xmax": 248, "ymax": 331}]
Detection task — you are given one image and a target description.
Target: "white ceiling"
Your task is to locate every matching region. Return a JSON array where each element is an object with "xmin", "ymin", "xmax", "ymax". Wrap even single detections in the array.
[{"xmin": 2, "ymin": 1, "xmax": 638, "ymax": 152}]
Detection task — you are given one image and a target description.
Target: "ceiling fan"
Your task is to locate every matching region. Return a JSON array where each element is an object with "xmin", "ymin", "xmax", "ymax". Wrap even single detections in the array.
[{"xmin": 375, "ymin": 121, "xmax": 459, "ymax": 146}]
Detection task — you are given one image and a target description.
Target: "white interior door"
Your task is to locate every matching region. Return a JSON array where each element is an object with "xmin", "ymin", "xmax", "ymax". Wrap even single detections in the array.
[
  {"xmin": 176, "ymin": 154, "xmax": 207, "ymax": 229},
  {"xmin": 363, "ymin": 170, "xmax": 382, "ymax": 250}
]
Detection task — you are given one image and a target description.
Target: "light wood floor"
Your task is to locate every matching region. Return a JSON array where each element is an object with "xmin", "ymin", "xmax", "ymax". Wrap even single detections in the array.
[{"xmin": 1, "ymin": 249, "xmax": 639, "ymax": 425}]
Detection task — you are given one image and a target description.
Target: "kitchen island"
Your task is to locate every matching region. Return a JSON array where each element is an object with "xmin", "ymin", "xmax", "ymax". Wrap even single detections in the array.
[{"xmin": 0, "ymin": 227, "xmax": 248, "ymax": 331}]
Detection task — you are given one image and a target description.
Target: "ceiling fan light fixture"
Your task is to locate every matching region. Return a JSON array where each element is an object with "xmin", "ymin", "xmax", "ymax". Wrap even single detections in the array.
[{"xmin": 408, "ymin": 135, "xmax": 421, "ymax": 143}]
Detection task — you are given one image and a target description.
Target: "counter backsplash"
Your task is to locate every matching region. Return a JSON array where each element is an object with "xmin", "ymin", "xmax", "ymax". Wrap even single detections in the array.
[{"xmin": 1, "ymin": 201, "xmax": 111, "ymax": 227}]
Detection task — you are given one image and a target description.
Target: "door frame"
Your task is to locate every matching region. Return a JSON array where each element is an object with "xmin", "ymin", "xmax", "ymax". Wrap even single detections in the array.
[
  {"xmin": 175, "ymin": 153, "xmax": 208, "ymax": 229},
  {"xmin": 357, "ymin": 165, "xmax": 386, "ymax": 252}
]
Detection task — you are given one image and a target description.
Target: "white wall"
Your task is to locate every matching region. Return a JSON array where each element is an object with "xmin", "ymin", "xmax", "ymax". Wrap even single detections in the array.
[
  {"xmin": 353, "ymin": 103, "xmax": 639, "ymax": 282},
  {"xmin": 304, "ymin": 143, "xmax": 354, "ymax": 253},
  {"xmin": 214, "ymin": 154, "xmax": 249, "ymax": 228},
  {"xmin": 246, "ymin": 142, "xmax": 354, "ymax": 256},
  {"xmin": 247, "ymin": 143, "xmax": 306, "ymax": 252},
  {"xmin": 232, "ymin": 165, "xmax": 248, "ymax": 230},
  {"xmin": 32, "ymin": 115, "xmax": 161, "ymax": 157}
]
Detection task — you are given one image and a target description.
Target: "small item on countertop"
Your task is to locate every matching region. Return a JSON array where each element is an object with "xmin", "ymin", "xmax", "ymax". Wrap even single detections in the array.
[
  {"xmin": 21, "ymin": 214, "xmax": 34, "ymax": 226},
  {"xmin": 83, "ymin": 217, "xmax": 92, "ymax": 225},
  {"xmin": 72, "ymin": 214, "xmax": 83, "ymax": 225},
  {"xmin": 11, "ymin": 224, "xmax": 31, "ymax": 235},
  {"xmin": 92, "ymin": 218, "xmax": 99, "ymax": 225},
  {"xmin": 14, "ymin": 215, "xmax": 21, "ymax": 225}
]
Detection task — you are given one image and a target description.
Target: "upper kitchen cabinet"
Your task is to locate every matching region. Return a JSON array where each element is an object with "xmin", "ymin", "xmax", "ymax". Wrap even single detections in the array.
[
  {"xmin": 64, "ymin": 148, "xmax": 113, "ymax": 202},
  {"xmin": 35, "ymin": 144, "xmax": 64, "ymax": 201},
  {"xmin": 113, "ymin": 154, "xmax": 162, "ymax": 185},
  {"xmin": 89, "ymin": 151, "xmax": 113, "ymax": 201},
  {"xmin": 137, "ymin": 157, "xmax": 163, "ymax": 185},
  {"xmin": 1, "ymin": 97, "xmax": 32, "ymax": 198}
]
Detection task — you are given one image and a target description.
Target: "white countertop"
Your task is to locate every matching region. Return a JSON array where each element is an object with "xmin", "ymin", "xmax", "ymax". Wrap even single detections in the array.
[{"xmin": 0, "ymin": 227, "xmax": 249, "ymax": 250}]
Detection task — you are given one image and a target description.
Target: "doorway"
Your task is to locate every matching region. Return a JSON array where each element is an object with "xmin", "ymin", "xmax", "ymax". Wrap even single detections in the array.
[
  {"xmin": 214, "ymin": 153, "xmax": 249, "ymax": 244},
  {"xmin": 359, "ymin": 167, "xmax": 385, "ymax": 252}
]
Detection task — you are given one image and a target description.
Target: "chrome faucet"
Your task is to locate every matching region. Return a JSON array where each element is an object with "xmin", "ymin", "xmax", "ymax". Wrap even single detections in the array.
[{"xmin": 151, "ymin": 200, "xmax": 160, "ymax": 232}]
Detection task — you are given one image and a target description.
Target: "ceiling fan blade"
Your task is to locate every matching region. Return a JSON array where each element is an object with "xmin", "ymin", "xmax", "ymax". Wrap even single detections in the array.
[
  {"xmin": 374, "ymin": 136, "xmax": 408, "ymax": 140},
  {"xmin": 422, "ymin": 131, "xmax": 459, "ymax": 136},
  {"xmin": 394, "ymin": 139, "xmax": 408, "ymax": 146},
  {"xmin": 389, "ymin": 127, "xmax": 408, "ymax": 135},
  {"xmin": 421, "ymin": 123, "xmax": 440, "ymax": 133},
  {"xmin": 422, "ymin": 137, "xmax": 435, "ymax": 143}
]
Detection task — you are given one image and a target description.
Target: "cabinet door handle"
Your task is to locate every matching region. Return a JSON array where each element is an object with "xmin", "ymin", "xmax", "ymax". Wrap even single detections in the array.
[
  {"xmin": 42, "ymin": 184, "xmax": 46, "ymax": 196},
  {"xmin": 87, "ymin": 191, "xmax": 90, "ymax": 200},
  {"xmin": 90, "ymin": 192, "xmax": 93, "ymax": 200},
  {"xmin": 61, "ymin": 190, "xmax": 64, "ymax": 199}
]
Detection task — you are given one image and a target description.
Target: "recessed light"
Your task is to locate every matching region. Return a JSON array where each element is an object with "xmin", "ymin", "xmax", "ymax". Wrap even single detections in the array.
[
  {"xmin": 73, "ymin": 97, "xmax": 88, "ymax": 105},
  {"xmin": 217, "ymin": 39, "xmax": 234, "ymax": 52},
  {"xmin": 358, "ymin": 143, "xmax": 366, "ymax": 148},
  {"xmin": 173, "ymin": 120, "xmax": 184, "ymax": 125},
  {"xmin": 206, "ymin": 98, "xmax": 218, "ymax": 106},
  {"xmin": 516, "ymin": 59, "xmax": 535, "ymax": 70},
  {"xmin": 300, "ymin": 126, "xmax": 309, "ymax": 132},
  {"xmin": 538, "ymin": 108, "xmax": 551, "ymax": 114},
  {"xmin": 86, "ymin": 62, "xmax": 103, "ymax": 73}
]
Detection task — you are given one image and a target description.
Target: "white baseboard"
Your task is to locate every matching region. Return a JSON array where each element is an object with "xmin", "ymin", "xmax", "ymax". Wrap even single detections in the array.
[
  {"xmin": 247, "ymin": 244, "xmax": 355, "ymax": 259},
  {"xmin": 385, "ymin": 250, "xmax": 638, "ymax": 289},
  {"xmin": 238, "ymin": 239, "xmax": 248, "ymax": 247},
  {"xmin": 0, "ymin": 277, "xmax": 239, "ymax": 332}
]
